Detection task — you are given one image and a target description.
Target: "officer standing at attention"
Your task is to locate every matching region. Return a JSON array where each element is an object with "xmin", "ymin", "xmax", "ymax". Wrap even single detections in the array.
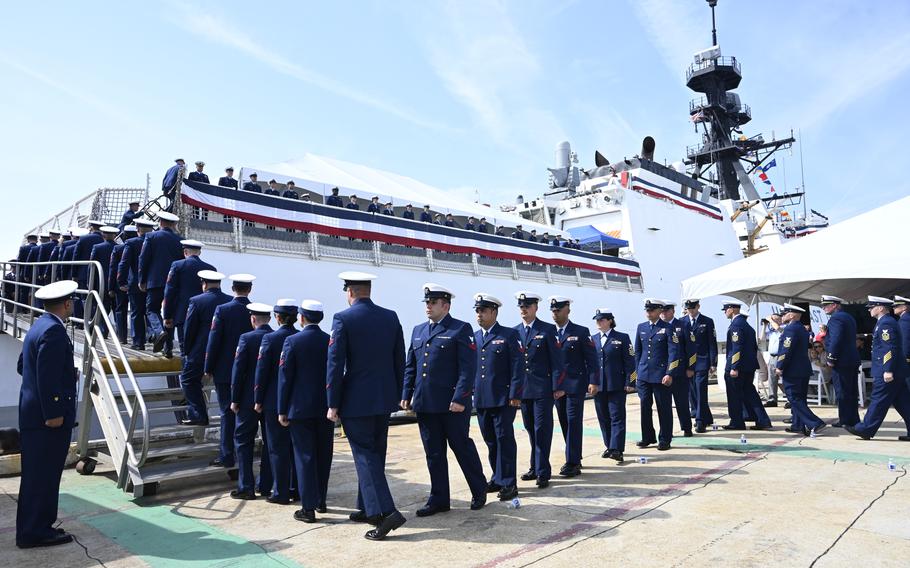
[
  {"xmin": 420, "ymin": 205, "xmax": 433, "ymax": 223},
  {"xmin": 242, "ymin": 172, "xmax": 262, "ymax": 193},
  {"xmin": 367, "ymin": 196, "xmax": 381, "ymax": 213},
  {"xmin": 203, "ymin": 274, "xmax": 257, "ymax": 468},
  {"xmin": 820, "ymin": 295, "xmax": 861, "ymax": 427},
  {"xmin": 682, "ymin": 299, "xmax": 717, "ymax": 433},
  {"xmin": 255, "ymin": 299, "xmax": 300, "ymax": 504},
  {"xmin": 846, "ymin": 297, "xmax": 910, "ymax": 441},
  {"xmin": 188, "ymin": 161, "xmax": 209, "ymax": 183},
  {"xmin": 282, "ymin": 181, "xmax": 299, "ymax": 200},
  {"xmin": 473, "ymin": 293, "xmax": 522, "ymax": 502},
  {"xmin": 511, "ymin": 225, "xmax": 525, "ymax": 240},
  {"xmin": 230, "ymin": 303, "xmax": 274, "ymax": 500},
  {"xmin": 278, "ymin": 300, "xmax": 333, "ymax": 523},
  {"xmin": 660, "ymin": 301, "xmax": 694, "ymax": 437},
  {"xmin": 325, "ymin": 186, "xmax": 343, "ymax": 207},
  {"xmin": 382, "ymin": 202, "xmax": 395, "ymax": 216},
  {"xmin": 402, "ymin": 204, "xmax": 415, "ymax": 220},
  {"xmin": 635, "ymin": 299, "xmax": 678, "ymax": 450},
  {"xmin": 118, "ymin": 200, "xmax": 141, "ymax": 231},
  {"xmin": 402, "ymin": 284, "xmax": 487, "ymax": 517},
  {"xmin": 162, "ymin": 240, "xmax": 215, "ymax": 357},
  {"xmin": 722, "ymin": 302, "xmax": 772, "ymax": 431},
  {"xmin": 218, "ymin": 167, "xmax": 238, "ymax": 189},
  {"xmin": 15, "ymin": 280, "xmax": 79, "ymax": 549},
  {"xmin": 109, "ymin": 226, "xmax": 135, "ymax": 341},
  {"xmin": 592, "ymin": 308, "xmax": 635, "ymax": 463},
  {"xmin": 464, "ymin": 217, "xmax": 477, "ymax": 231},
  {"xmin": 265, "ymin": 179, "xmax": 281, "ymax": 196},
  {"xmin": 477, "ymin": 217, "xmax": 489, "ymax": 233},
  {"xmin": 775, "ymin": 304, "xmax": 827, "ymax": 436},
  {"xmin": 138, "ymin": 211, "xmax": 183, "ymax": 352},
  {"xmin": 514, "ymin": 291, "xmax": 562, "ymax": 488},
  {"xmin": 179, "ymin": 270, "xmax": 231, "ymax": 426},
  {"xmin": 549, "ymin": 296, "xmax": 599, "ymax": 477},
  {"xmin": 346, "ymin": 195, "xmax": 361, "ymax": 210},
  {"xmin": 118, "ymin": 218, "xmax": 156, "ymax": 349},
  {"xmin": 326, "ymin": 272, "xmax": 407, "ymax": 541}
]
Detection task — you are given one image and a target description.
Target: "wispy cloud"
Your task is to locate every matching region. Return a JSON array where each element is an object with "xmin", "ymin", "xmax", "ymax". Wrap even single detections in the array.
[
  {"xmin": 0, "ymin": 52, "xmax": 149, "ymax": 131},
  {"xmin": 167, "ymin": 1, "xmax": 451, "ymax": 132},
  {"xmin": 629, "ymin": 0, "xmax": 706, "ymax": 78}
]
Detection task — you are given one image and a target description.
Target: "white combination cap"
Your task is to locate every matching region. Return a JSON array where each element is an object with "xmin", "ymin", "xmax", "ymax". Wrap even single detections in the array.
[
  {"xmin": 229, "ymin": 273, "xmax": 256, "ymax": 283},
  {"xmin": 35, "ymin": 280, "xmax": 78, "ymax": 301},
  {"xmin": 300, "ymin": 299, "xmax": 324, "ymax": 312},
  {"xmin": 422, "ymin": 283, "xmax": 455, "ymax": 301},
  {"xmin": 247, "ymin": 302, "xmax": 272, "ymax": 315},
  {"xmin": 473, "ymin": 293, "xmax": 502, "ymax": 308},
  {"xmin": 197, "ymin": 270, "xmax": 225, "ymax": 281},
  {"xmin": 100, "ymin": 226, "xmax": 119, "ymax": 234},
  {"xmin": 180, "ymin": 239, "xmax": 204, "ymax": 249},
  {"xmin": 157, "ymin": 211, "xmax": 179, "ymax": 222}
]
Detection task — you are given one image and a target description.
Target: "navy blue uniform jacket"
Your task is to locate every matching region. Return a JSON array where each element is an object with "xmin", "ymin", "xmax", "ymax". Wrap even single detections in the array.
[
  {"xmin": 138, "ymin": 227, "xmax": 183, "ymax": 289},
  {"xmin": 204, "ymin": 297, "xmax": 252, "ymax": 384},
  {"xmin": 278, "ymin": 325, "xmax": 330, "ymax": 419},
  {"xmin": 89, "ymin": 240, "xmax": 114, "ymax": 293},
  {"xmin": 117, "ymin": 235, "xmax": 145, "ymax": 293},
  {"xmin": 17, "ymin": 314, "xmax": 78, "ymax": 430},
  {"xmin": 726, "ymin": 314, "xmax": 759, "ymax": 374},
  {"xmin": 824, "ymin": 310, "xmax": 860, "ymax": 367},
  {"xmin": 473, "ymin": 323, "xmax": 523, "ymax": 408},
  {"xmin": 74, "ymin": 231, "xmax": 104, "ymax": 286},
  {"xmin": 182, "ymin": 289, "xmax": 231, "ymax": 376},
  {"xmin": 163, "ymin": 255, "xmax": 216, "ymax": 325},
  {"xmin": 514, "ymin": 319, "xmax": 563, "ymax": 399},
  {"xmin": 776, "ymin": 321, "xmax": 813, "ymax": 378},
  {"xmin": 108, "ymin": 243, "xmax": 127, "ymax": 296},
  {"xmin": 871, "ymin": 314, "xmax": 908, "ymax": 379},
  {"xmin": 683, "ymin": 314, "xmax": 718, "ymax": 372},
  {"xmin": 231, "ymin": 325, "xmax": 272, "ymax": 405},
  {"xmin": 593, "ymin": 329, "xmax": 635, "ymax": 391},
  {"xmin": 554, "ymin": 321, "xmax": 599, "ymax": 395},
  {"xmin": 403, "ymin": 314, "xmax": 477, "ymax": 412},
  {"xmin": 326, "ymin": 298, "xmax": 405, "ymax": 417},
  {"xmin": 634, "ymin": 319, "xmax": 681, "ymax": 383},
  {"xmin": 254, "ymin": 324, "xmax": 298, "ymax": 411}
]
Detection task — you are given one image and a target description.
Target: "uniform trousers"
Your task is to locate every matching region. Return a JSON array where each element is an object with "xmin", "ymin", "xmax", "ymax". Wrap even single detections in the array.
[
  {"xmin": 688, "ymin": 370, "xmax": 714, "ymax": 426},
  {"xmin": 555, "ymin": 393, "xmax": 586, "ymax": 465},
  {"xmin": 289, "ymin": 417, "xmax": 334, "ymax": 510},
  {"xmin": 16, "ymin": 427, "xmax": 71, "ymax": 546},
  {"xmin": 782, "ymin": 376, "xmax": 824, "ymax": 431},
  {"xmin": 263, "ymin": 410, "xmax": 293, "ymax": 501},
  {"xmin": 416, "ymin": 410, "xmax": 486, "ymax": 507},
  {"xmin": 520, "ymin": 397, "xmax": 554, "ymax": 479},
  {"xmin": 853, "ymin": 376, "xmax": 910, "ymax": 438},
  {"xmin": 476, "ymin": 405, "xmax": 518, "ymax": 487},
  {"xmin": 145, "ymin": 287, "xmax": 165, "ymax": 339},
  {"xmin": 724, "ymin": 370, "xmax": 771, "ymax": 428},
  {"xmin": 638, "ymin": 381, "xmax": 673, "ymax": 444},
  {"xmin": 213, "ymin": 383, "xmax": 235, "ymax": 466},
  {"xmin": 128, "ymin": 290, "xmax": 147, "ymax": 346},
  {"xmin": 345, "ymin": 415, "xmax": 397, "ymax": 517},
  {"xmin": 113, "ymin": 290, "xmax": 129, "ymax": 342},
  {"xmin": 594, "ymin": 390, "xmax": 627, "ymax": 452},
  {"xmin": 831, "ymin": 364, "xmax": 861, "ymax": 426},
  {"xmin": 670, "ymin": 375, "xmax": 693, "ymax": 432},
  {"xmin": 234, "ymin": 407, "xmax": 272, "ymax": 494}
]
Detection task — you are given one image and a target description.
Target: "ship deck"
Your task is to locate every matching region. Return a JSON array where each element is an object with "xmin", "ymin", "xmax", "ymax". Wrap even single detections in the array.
[{"xmin": 2, "ymin": 392, "xmax": 909, "ymax": 567}]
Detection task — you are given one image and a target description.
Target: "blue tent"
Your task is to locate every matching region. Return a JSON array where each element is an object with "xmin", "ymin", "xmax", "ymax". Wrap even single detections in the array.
[{"xmin": 566, "ymin": 225, "xmax": 629, "ymax": 249}]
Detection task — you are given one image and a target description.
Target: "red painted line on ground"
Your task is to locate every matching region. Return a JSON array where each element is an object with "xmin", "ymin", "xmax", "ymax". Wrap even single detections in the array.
[{"xmin": 476, "ymin": 437, "xmax": 794, "ymax": 568}]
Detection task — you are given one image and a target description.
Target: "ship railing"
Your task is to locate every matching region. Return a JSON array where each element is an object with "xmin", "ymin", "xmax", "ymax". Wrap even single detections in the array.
[
  {"xmin": 182, "ymin": 205, "xmax": 643, "ymax": 292},
  {"xmin": 0, "ymin": 259, "xmax": 152, "ymax": 490},
  {"xmin": 686, "ymin": 56, "xmax": 740, "ymax": 81}
]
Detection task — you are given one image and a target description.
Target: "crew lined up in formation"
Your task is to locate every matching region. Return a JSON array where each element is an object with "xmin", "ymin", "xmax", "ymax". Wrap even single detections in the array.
[{"xmin": 10, "ymin": 210, "xmax": 910, "ymax": 547}]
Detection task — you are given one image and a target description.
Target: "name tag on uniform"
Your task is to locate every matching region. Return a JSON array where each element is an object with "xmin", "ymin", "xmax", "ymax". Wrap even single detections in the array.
[
  {"xmin": 492, "ymin": 339, "xmax": 505, "ymax": 344},
  {"xmin": 567, "ymin": 336, "xmax": 578, "ymax": 341},
  {"xmin": 611, "ymin": 340, "xmax": 622, "ymax": 345},
  {"xmin": 534, "ymin": 334, "xmax": 544, "ymax": 339},
  {"xmin": 439, "ymin": 335, "xmax": 452, "ymax": 339},
  {"xmin": 657, "ymin": 328, "xmax": 666, "ymax": 334}
]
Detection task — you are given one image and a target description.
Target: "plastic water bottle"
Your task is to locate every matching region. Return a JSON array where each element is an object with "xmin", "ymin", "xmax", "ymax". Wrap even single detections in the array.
[
  {"xmin": 740, "ymin": 434, "xmax": 747, "ymax": 445},
  {"xmin": 638, "ymin": 456, "xmax": 649, "ymax": 464},
  {"xmin": 712, "ymin": 424, "xmax": 719, "ymax": 431},
  {"xmin": 810, "ymin": 429, "xmax": 817, "ymax": 439},
  {"xmin": 888, "ymin": 458, "xmax": 896, "ymax": 471},
  {"xmin": 507, "ymin": 498, "xmax": 521, "ymax": 509}
]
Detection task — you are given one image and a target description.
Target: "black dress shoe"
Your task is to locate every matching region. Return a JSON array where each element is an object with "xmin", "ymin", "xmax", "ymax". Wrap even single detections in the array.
[
  {"xmin": 560, "ymin": 464, "xmax": 581, "ymax": 478},
  {"xmin": 695, "ymin": 425, "xmax": 707, "ymax": 433},
  {"xmin": 470, "ymin": 495, "xmax": 486, "ymax": 510},
  {"xmin": 832, "ymin": 422, "xmax": 843, "ymax": 428},
  {"xmin": 749, "ymin": 424, "xmax": 772, "ymax": 431},
  {"xmin": 316, "ymin": 503, "xmax": 327, "ymax": 514},
  {"xmin": 416, "ymin": 504, "xmax": 450, "ymax": 517},
  {"xmin": 657, "ymin": 442, "xmax": 671, "ymax": 451},
  {"xmin": 636, "ymin": 439, "xmax": 655, "ymax": 448},
  {"xmin": 520, "ymin": 470, "xmax": 537, "ymax": 481},
  {"xmin": 683, "ymin": 430, "xmax": 694, "ymax": 437},
  {"xmin": 785, "ymin": 427, "xmax": 805, "ymax": 434},
  {"xmin": 722, "ymin": 425, "xmax": 745, "ymax": 431},
  {"xmin": 763, "ymin": 400, "xmax": 778, "ymax": 408},
  {"xmin": 289, "ymin": 491, "xmax": 300, "ymax": 502},
  {"xmin": 16, "ymin": 533, "xmax": 74, "ymax": 549},
  {"xmin": 365, "ymin": 510, "xmax": 406, "ymax": 541},
  {"xmin": 497, "ymin": 485, "xmax": 518, "ymax": 501},
  {"xmin": 267, "ymin": 495, "xmax": 290, "ymax": 505},
  {"xmin": 536, "ymin": 478, "xmax": 549, "ymax": 488},
  {"xmin": 898, "ymin": 435, "xmax": 910, "ymax": 441},
  {"xmin": 811, "ymin": 423, "xmax": 827, "ymax": 436},
  {"xmin": 294, "ymin": 509, "xmax": 316, "ymax": 523},
  {"xmin": 486, "ymin": 480, "xmax": 502, "ymax": 493},
  {"xmin": 601, "ymin": 449, "xmax": 611, "ymax": 458},
  {"xmin": 130, "ymin": 344, "xmax": 144, "ymax": 351},
  {"xmin": 845, "ymin": 425, "xmax": 872, "ymax": 440},
  {"xmin": 230, "ymin": 489, "xmax": 256, "ymax": 500},
  {"xmin": 349, "ymin": 510, "xmax": 368, "ymax": 522},
  {"xmin": 784, "ymin": 402, "xmax": 791, "ymax": 409},
  {"xmin": 152, "ymin": 333, "xmax": 166, "ymax": 353},
  {"xmin": 163, "ymin": 347, "xmax": 174, "ymax": 359},
  {"xmin": 210, "ymin": 457, "xmax": 234, "ymax": 467},
  {"xmin": 610, "ymin": 452, "xmax": 625, "ymax": 464},
  {"xmin": 180, "ymin": 419, "xmax": 210, "ymax": 426}
]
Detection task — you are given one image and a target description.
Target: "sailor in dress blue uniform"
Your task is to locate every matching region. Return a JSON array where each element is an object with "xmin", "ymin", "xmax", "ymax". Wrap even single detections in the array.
[
  {"xmin": 179, "ymin": 270, "xmax": 231, "ymax": 425},
  {"xmin": 242, "ymin": 173, "xmax": 262, "ymax": 193},
  {"xmin": 278, "ymin": 300, "xmax": 333, "ymax": 523},
  {"xmin": 722, "ymin": 302, "xmax": 772, "ymax": 431},
  {"xmin": 138, "ymin": 211, "xmax": 183, "ymax": 352},
  {"xmin": 513, "ymin": 291, "xmax": 562, "ymax": 488},
  {"xmin": 118, "ymin": 218, "xmax": 156, "ymax": 348},
  {"xmin": 109, "ymin": 226, "xmax": 135, "ymax": 340},
  {"xmin": 775, "ymin": 304, "xmax": 826, "ymax": 435},
  {"xmin": 325, "ymin": 187, "xmax": 343, "ymax": 207},
  {"xmin": 203, "ymin": 273, "xmax": 257, "ymax": 468},
  {"xmin": 892, "ymin": 296, "xmax": 910, "ymax": 395},
  {"xmin": 326, "ymin": 272, "xmax": 407, "ymax": 541},
  {"xmin": 683, "ymin": 299, "xmax": 717, "ymax": 432},
  {"xmin": 592, "ymin": 308, "xmax": 636, "ymax": 462},
  {"xmin": 846, "ymin": 297, "xmax": 910, "ymax": 441},
  {"xmin": 117, "ymin": 200, "xmax": 141, "ymax": 230},
  {"xmin": 473, "ymin": 293, "xmax": 522, "ymax": 501},
  {"xmin": 218, "ymin": 167, "xmax": 238, "ymax": 188},
  {"xmin": 661, "ymin": 301, "xmax": 694, "ymax": 436},
  {"xmin": 187, "ymin": 161, "xmax": 209, "ymax": 183},
  {"xmin": 15, "ymin": 280, "xmax": 79, "ymax": 549},
  {"xmin": 635, "ymin": 299, "xmax": 679, "ymax": 450},
  {"xmin": 820, "ymin": 295, "xmax": 861, "ymax": 426},
  {"xmin": 549, "ymin": 296, "xmax": 599, "ymax": 477},
  {"xmin": 230, "ymin": 303, "xmax": 274, "ymax": 499},
  {"xmin": 255, "ymin": 299, "xmax": 300, "ymax": 504},
  {"xmin": 402, "ymin": 284, "xmax": 487, "ymax": 517},
  {"xmin": 162, "ymin": 239, "xmax": 216, "ymax": 357}
]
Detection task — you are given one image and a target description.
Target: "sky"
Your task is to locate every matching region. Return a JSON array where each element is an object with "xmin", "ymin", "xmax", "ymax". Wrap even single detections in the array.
[{"xmin": 2, "ymin": 0, "xmax": 909, "ymax": 259}]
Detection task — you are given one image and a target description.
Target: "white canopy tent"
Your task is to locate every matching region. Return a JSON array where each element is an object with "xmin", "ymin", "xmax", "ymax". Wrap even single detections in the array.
[
  {"xmin": 681, "ymin": 196, "xmax": 910, "ymax": 304},
  {"xmin": 240, "ymin": 154, "xmax": 565, "ymax": 237}
]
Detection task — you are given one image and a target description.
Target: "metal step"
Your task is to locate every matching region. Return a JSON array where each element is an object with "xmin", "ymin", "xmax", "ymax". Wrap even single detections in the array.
[
  {"xmin": 123, "ymin": 387, "xmax": 186, "ymax": 402},
  {"xmin": 144, "ymin": 441, "xmax": 222, "ymax": 460},
  {"xmin": 136, "ymin": 457, "xmax": 236, "ymax": 485}
]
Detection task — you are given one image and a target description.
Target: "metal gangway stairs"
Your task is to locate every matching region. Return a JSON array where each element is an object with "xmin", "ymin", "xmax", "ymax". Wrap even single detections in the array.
[{"xmin": 1, "ymin": 259, "xmax": 237, "ymax": 497}]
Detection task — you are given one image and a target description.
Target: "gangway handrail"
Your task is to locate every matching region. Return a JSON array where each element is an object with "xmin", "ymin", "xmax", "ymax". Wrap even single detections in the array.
[{"xmin": 0, "ymin": 259, "xmax": 152, "ymax": 479}]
